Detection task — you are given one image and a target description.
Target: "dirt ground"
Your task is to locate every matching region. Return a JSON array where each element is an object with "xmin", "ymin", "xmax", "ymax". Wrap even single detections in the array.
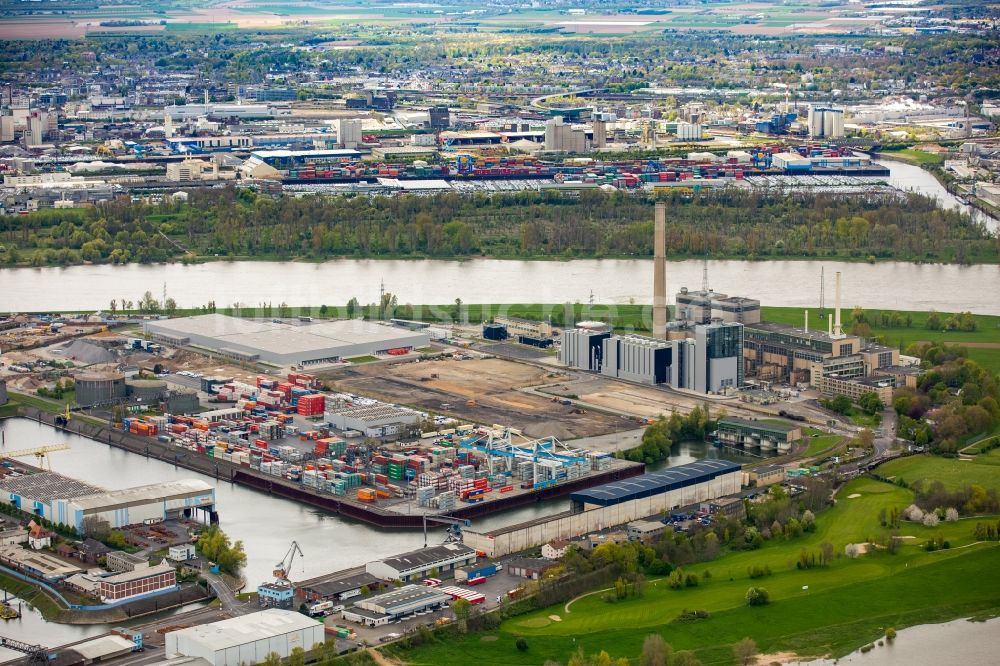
[
  {"xmin": 540, "ymin": 374, "xmax": 763, "ymax": 421},
  {"xmin": 329, "ymin": 357, "xmax": 632, "ymax": 440}
]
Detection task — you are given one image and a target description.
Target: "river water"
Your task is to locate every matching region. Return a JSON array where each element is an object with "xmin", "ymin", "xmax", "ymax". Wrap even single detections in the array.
[
  {"xmin": 790, "ymin": 616, "xmax": 1000, "ymax": 666},
  {"xmin": 1, "ymin": 161, "xmax": 998, "ymax": 315}
]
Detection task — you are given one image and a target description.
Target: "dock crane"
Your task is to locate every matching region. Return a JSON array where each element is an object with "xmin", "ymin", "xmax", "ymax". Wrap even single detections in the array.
[
  {"xmin": 272, "ymin": 540, "xmax": 304, "ymax": 583},
  {"xmin": 0, "ymin": 636, "xmax": 51, "ymax": 664},
  {"xmin": 0, "ymin": 444, "xmax": 71, "ymax": 471},
  {"xmin": 422, "ymin": 514, "xmax": 471, "ymax": 549}
]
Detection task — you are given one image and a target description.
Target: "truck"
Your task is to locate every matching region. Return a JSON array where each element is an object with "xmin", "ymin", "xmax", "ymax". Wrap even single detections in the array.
[{"xmin": 457, "ymin": 563, "xmax": 502, "ymax": 582}]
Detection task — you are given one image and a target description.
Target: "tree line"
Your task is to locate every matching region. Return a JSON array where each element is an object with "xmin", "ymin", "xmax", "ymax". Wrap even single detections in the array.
[{"xmin": 2, "ymin": 185, "xmax": 995, "ymax": 267}]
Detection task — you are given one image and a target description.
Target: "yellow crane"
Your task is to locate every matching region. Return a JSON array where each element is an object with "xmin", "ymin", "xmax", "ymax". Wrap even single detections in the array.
[{"xmin": 0, "ymin": 444, "xmax": 71, "ymax": 471}]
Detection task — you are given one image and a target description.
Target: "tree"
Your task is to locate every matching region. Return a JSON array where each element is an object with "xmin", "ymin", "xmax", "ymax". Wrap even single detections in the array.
[
  {"xmin": 671, "ymin": 651, "xmax": 702, "ymax": 666},
  {"xmin": 640, "ymin": 634, "xmax": 671, "ymax": 666},
  {"xmin": 288, "ymin": 647, "xmax": 305, "ymax": 666},
  {"xmin": 733, "ymin": 638, "xmax": 758, "ymax": 666},
  {"xmin": 745, "ymin": 587, "xmax": 770, "ymax": 606},
  {"xmin": 453, "ymin": 598, "xmax": 471, "ymax": 633},
  {"xmin": 262, "ymin": 653, "xmax": 281, "ymax": 666},
  {"xmin": 164, "ymin": 297, "xmax": 178, "ymax": 315},
  {"xmin": 516, "ymin": 638, "xmax": 529, "ymax": 652},
  {"xmin": 346, "ymin": 297, "xmax": 360, "ymax": 318},
  {"xmin": 859, "ymin": 391, "xmax": 884, "ymax": 415}
]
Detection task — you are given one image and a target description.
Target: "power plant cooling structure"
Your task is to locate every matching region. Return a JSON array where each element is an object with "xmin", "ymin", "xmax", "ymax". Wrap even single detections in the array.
[{"xmin": 653, "ymin": 202, "xmax": 668, "ymax": 339}]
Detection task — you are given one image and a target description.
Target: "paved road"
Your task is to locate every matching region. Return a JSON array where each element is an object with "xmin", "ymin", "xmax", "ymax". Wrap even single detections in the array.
[{"xmin": 203, "ymin": 571, "xmax": 255, "ymax": 617}]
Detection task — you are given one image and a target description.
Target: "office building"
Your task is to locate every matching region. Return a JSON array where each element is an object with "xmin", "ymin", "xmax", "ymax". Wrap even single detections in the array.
[{"xmin": 814, "ymin": 374, "xmax": 895, "ymax": 404}]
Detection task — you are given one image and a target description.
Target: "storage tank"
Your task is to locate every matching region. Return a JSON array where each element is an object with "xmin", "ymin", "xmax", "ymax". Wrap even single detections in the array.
[
  {"xmin": 75, "ymin": 372, "xmax": 127, "ymax": 407},
  {"xmin": 126, "ymin": 378, "xmax": 168, "ymax": 402}
]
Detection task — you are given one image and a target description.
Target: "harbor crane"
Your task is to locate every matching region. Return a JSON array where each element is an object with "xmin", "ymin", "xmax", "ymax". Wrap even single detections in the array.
[
  {"xmin": 422, "ymin": 514, "xmax": 471, "ymax": 548},
  {"xmin": 0, "ymin": 444, "xmax": 71, "ymax": 471},
  {"xmin": 0, "ymin": 636, "xmax": 51, "ymax": 665},
  {"xmin": 272, "ymin": 541, "xmax": 304, "ymax": 583}
]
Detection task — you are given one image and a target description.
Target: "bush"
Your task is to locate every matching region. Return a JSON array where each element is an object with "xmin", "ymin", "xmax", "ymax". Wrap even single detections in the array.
[
  {"xmin": 745, "ymin": 586, "xmax": 770, "ymax": 606},
  {"xmin": 515, "ymin": 638, "xmax": 528, "ymax": 652},
  {"xmin": 886, "ymin": 627, "xmax": 897, "ymax": 641}
]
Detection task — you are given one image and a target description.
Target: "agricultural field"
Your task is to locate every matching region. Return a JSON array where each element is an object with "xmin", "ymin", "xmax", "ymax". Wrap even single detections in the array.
[{"xmin": 386, "ymin": 471, "xmax": 1000, "ymax": 665}]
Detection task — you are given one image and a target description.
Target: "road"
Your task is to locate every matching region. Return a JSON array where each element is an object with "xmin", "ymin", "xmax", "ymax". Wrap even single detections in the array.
[{"xmin": 202, "ymin": 572, "xmax": 254, "ymax": 616}]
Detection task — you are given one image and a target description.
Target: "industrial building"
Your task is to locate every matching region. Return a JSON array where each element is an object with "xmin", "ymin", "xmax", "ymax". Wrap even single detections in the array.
[
  {"xmin": 75, "ymin": 372, "xmax": 127, "ymax": 407},
  {"xmin": 464, "ymin": 460, "xmax": 742, "ymax": 558},
  {"xmin": 239, "ymin": 149, "xmax": 362, "ymax": 179},
  {"xmin": 694, "ymin": 321, "xmax": 744, "ymax": 393},
  {"xmin": 144, "ymin": 314, "xmax": 429, "ymax": 367},
  {"xmin": 323, "ymin": 402, "xmax": 420, "ymax": 439},
  {"xmin": 0, "ymin": 473, "xmax": 215, "ymax": 533},
  {"xmin": 743, "ymin": 321, "xmax": 860, "ymax": 384},
  {"xmin": 716, "ymin": 417, "xmax": 802, "ymax": 454},
  {"xmin": 343, "ymin": 585, "xmax": 450, "ymax": 627},
  {"xmin": 365, "ymin": 543, "xmax": 477, "ymax": 582},
  {"xmin": 814, "ymin": 373, "xmax": 896, "ymax": 404},
  {"xmin": 164, "ymin": 609, "xmax": 325, "ymax": 666},
  {"xmin": 807, "ymin": 106, "xmax": 845, "ymax": 139},
  {"xmin": 561, "ymin": 322, "xmax": 742, "ymax": 394},
  {"xmin": 99, "ymin": 561, "xmax": 177, "ymax": 602}
]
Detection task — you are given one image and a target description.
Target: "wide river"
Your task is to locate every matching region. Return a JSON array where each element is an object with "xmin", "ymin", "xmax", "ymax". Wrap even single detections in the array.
[{"xmin": 0, "ymin": 160, "xmax": 997, "ymax": 315}]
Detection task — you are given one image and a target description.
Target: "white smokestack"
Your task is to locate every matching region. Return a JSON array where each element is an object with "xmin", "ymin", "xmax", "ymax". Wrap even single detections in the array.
[
  {"xmin": 653, "ymin": 202, "xmax": 667, "ymax": 339},
  {"xmin": 828, "ymin": 314, "xmax": 832, "ymax": 336},
  {"xmin": 804, "ymin": 309, "xmax": 808, "ymax": 332},
  {"xmin": 834, "ymin": 271, "xmax": 843, "ymax": 337}
]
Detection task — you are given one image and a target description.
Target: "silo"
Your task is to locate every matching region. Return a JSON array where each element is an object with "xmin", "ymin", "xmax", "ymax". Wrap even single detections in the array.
[
  {"xmin": 75, "ymin": 372, "xmax": 127, "ymax": 407},
  {"xmin": 125, "ymin": 378, "xmax": 168, "ymax": 403}
]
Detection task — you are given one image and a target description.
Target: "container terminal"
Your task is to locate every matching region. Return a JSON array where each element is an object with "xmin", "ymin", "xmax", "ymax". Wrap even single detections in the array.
[{"xmin": 111, "ymin": 401, "xmax": 642, "ymax": 528}]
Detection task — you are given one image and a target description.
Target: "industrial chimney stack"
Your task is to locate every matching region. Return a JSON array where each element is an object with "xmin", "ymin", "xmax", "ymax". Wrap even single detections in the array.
[
  {"xmin": 653, "ymin": 202, "xmax": 668, "ymax": 338},
  {"xmin": 833, "ymin": 271, "xmax": 844, "ymax": 338}
]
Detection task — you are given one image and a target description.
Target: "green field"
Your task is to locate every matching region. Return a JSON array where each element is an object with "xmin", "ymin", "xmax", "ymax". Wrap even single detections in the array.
[
  {"xmin": 345, "ymin": 355, "xmax": 379, "ymax": 364},
  {"xmin": 882, "ymin": 149, "xmax": 946, "ymax": 167},
  {"xmin": 878, "ymin": 454, "xmax": 1000, "ymax": 491},
  {"xmin": 387, "ymin": 472, "xmax": 1000, "ymax": 665}
]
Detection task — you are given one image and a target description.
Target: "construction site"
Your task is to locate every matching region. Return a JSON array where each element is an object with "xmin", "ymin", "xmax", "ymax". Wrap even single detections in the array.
[{"xmin": 329, "ymin": 357, "xmax": 630, "ymax": 441}]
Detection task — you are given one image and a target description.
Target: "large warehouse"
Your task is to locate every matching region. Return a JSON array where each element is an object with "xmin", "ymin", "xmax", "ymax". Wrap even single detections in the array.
[
  {"xmin": 145, "ymin": 314, "xmax": 429, "ymax": 366},
  {"xmin": 165, "ymin": 609, "xmax": 324, "ymax": 666},
  {"xmin": 342, "ymin": 585, "xmax": 450, "ymax": 627},
  {"xmin": 0, "ymin": 473, "xmax": 216, "ymax": 533},
  {"xmin": 463, "ymin": 460, "xmax": 742, "ymax": 557}
]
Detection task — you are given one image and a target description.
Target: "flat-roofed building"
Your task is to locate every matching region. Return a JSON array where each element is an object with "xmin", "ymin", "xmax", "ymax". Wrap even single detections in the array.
[
  {"xmin": 716, "ymin": 417, "xmax": 802, "ymax": 454},
  {"xmin": 146, "ymin": 314, "xmax": 429, "ymax": 367},
  {"xmin": 743, "ymin": 321, "xmax": 860, "ymax": 384},
  {"xmin": 815, "ymin": 374, "xmax": 895, "ymax": 405},
  {"xmin": 746, "ymin": 464, "xmax": 785, "ymax": 487},
  {"xmin": 711, "ymin": 296, "xmax": 761, "ymax": 324},
  {"xmin": 100, "ymin": 562, "xmax": 176, "ymax": 602},
  {"xmin": 344, "ymin": 584, "xmax": 449, "ymax": 626},
  {"xmin": 165, "ymin": 609, "xmax": 323, "ymax": 666},
  {"xmin": 627, "ymin": 520, "xmax": 666, "ymax": 542}
]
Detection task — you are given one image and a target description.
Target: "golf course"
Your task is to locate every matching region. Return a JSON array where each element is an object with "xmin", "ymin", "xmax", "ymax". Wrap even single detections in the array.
[{"xmin": 384, "ymin": 456, "xmax": 1000, "ymax": 665}]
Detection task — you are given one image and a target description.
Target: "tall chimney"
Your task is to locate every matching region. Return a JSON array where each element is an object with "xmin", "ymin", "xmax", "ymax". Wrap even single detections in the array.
[
  {"xmin": 804, "ymin": 309, "xmax": 808, "ymax": 333},
  {"xmin": 653, "ymin": 202, "xmax": 667, "ymax": 339},
  {"xmin": 828, "ymin": 314, "xmax": 832, "ymax": 336},
  {"xmin": 833, "ymin": 271, "xmax": 843, "ymax": 337}
]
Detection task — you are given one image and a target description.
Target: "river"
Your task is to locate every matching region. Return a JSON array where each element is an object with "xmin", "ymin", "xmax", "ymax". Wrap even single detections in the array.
[
  {"xmin": 1, "ymin": 161, "xmax": 998, "ymax": 315},
  {"xmin": 790, "ymin": 616, "xmax": 1000, "ymax": 666}
]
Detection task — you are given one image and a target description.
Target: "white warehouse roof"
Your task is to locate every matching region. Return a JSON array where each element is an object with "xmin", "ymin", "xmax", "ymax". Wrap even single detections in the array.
[
  {"xmin": 167, "ymin": 609, "xmax": 322, "ymax": 651},
  {"xmin": 70, "ymin": 479, "xmax": 214, "ymax": 511}
]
